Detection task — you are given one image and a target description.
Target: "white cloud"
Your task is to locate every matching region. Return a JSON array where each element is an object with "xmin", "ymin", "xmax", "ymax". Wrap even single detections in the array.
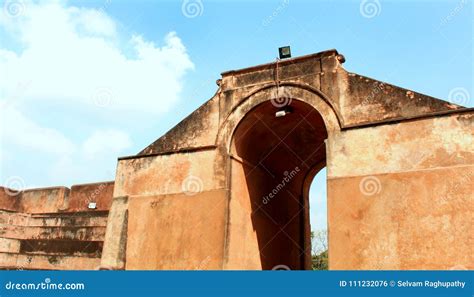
[
  {"xmin": 0, "ymin": 106, "xmax": 132, "ymax": 185},
  {"xmin": 0, "ymin": 1, "xmax": 193, "ymax": 114},
  {"xmin": 48, "ymin": 128, "xmax": 131, "ymax": 185},
  {"xmin": 0, "ymin": 106, "xmax": 75, "ymax": 154},
  {"xmin": 70, "ymin": 7, "xmax": 117, "ymax": 38},
  {"xmin": 82, "ymin": 129, "xmax": 132, "ymax": 159},
  {"xmin": 0, "ymin": 1, "xmax": 194, "ymax": 187}
]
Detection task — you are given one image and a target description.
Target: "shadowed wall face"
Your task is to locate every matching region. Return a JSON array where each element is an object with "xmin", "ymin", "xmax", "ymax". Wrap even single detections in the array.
[{"xmin": 226, "ymin": 100, "xmax": 328, "ymax": 270}]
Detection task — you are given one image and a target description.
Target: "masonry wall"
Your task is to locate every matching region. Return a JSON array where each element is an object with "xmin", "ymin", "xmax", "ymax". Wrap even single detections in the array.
[
  {"xmin": 0, "ymin": 182, "xmax": 113, "ymax": 270},
  {"xmin": 2, "ymin": 50, "xmax": 471, "ymax": 271},
  {"xmin": 326, "ymin": 112, "xmax": 473, "ymax": 270},
  {"xmin": 104, "ymin": 148, "xmax": 228, "ymax": 270}
]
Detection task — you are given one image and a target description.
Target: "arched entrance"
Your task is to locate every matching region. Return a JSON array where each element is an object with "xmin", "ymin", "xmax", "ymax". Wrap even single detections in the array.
[
  {"xmin": 226, "ymin": 98, "xmax": 329, "ymax": 270},
  {"xmin": 99, "ymin": 51, "xmax": 471, "ymax": 271}
]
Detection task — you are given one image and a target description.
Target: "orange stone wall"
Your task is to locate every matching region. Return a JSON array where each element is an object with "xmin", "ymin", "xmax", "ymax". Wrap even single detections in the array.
[
  {"xmin": 0, "ymin": 182, "xmax": 114, "ymax": 270},
  {"xmin": 327, "ymin": 113, "xmax": 473, "ymax": 270},
  {"xmin": 2, "ymin": 50, "xmax": 472, "ymax": 271}
]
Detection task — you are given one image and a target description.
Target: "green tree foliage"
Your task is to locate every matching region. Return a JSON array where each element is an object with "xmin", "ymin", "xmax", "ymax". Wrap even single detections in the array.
[
  {"xmin": 311, "ymin": 230, "xmax": 328, "ymax": 270},
  {"xmin": 312, "ymin": 250, "xmax": 328, "ymax": 270}
]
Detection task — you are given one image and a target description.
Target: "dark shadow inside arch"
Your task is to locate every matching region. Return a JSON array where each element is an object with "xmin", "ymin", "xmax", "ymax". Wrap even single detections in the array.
[{"xmin": 231, "ymin": 99, "xmax": 328, "ymax": 270}]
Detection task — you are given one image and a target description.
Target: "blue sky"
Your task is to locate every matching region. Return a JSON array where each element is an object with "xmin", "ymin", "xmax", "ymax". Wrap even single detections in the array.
[{"xmin": 0, "ymin": 0, "xmax": 472, "ymax": 232}]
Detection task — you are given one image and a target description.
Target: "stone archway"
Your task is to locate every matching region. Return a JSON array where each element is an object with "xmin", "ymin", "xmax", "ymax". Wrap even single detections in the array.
[
  {"xmin": 98, "ymin": 50, "xmax": 472, "ymax": 271},
  {"xmin": 2, "ymin": 50, "xmax": 471, "ymax": 271},
  {"xmin": 224, "ymin": 98, "xmax": 328, "ymax": 270},
  {"xmin": 217, "ymin": 83, "xmax": 340, "ymax": 269}
]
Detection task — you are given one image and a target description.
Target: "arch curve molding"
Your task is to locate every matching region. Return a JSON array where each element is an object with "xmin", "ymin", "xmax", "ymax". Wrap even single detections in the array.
[{"xmin": 216, "ymin": 83, "xmax": 341, "ymax": 152}]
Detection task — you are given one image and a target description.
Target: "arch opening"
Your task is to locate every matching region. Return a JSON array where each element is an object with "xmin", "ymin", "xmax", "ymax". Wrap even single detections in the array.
[
  {"xmin": 229, "ymin": 99, "xmax": 328, "ymax": 270},
  {"xmin": 309, "ymin": 168, "xmax": 328, "ymax": 270}
]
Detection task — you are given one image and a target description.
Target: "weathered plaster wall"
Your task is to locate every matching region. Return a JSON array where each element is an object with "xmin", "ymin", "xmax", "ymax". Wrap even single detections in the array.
[
  {"xmin": 126, "ymin": 190, "xmax": 227, "ymax": 270},
  {"xmin": 106, "ymin": 49, "xmax": 470, "ymax": 270},
  {"xmin": 1, "ymin": 50, "xmax": 470, "ymax": 271},
  {"xmin": 139, "ymin": 50, "xmax": 461, "ymax": 156},
  {"xmin": 103, "ymin": 148, "xmax": 229, "ymax": 269},
  {"xmin": 139, "ymin": 96, "xmax": 221, "ymax": 155},
  {"xmin": 0, "ymin": 182, "xmax": 114, "ymax": 270},
  {"xmin": 114, "ymin": 149, "xmax": 225, "ymax": 197},
  {"xmin": 68, "ymin": 182, "xmax": 114, "ymax": 212},
  {"xmin": 0, "ymin": 182, "xmax": 114, "ymax": 214},
  {"xmin": 327, "ymin": 113, "xmax": 473, "ymax": 269},
  {"xmin": 16, "ymin": 187, "xmax": 69, "ymax": 213}
]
